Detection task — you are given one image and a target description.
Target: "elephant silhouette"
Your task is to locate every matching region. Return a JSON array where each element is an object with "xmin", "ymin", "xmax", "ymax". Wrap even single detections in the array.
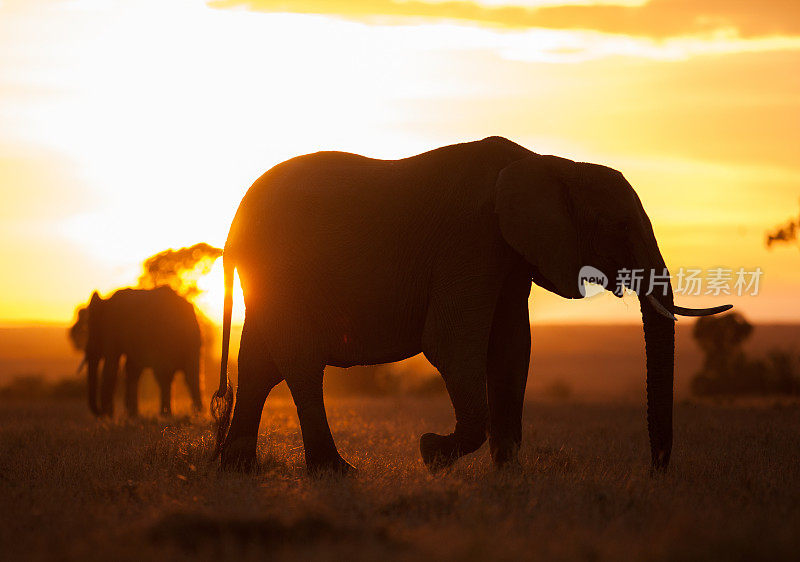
[
  {"xmin": 72, "ymin": 285, "xmax": 203, "ymax": 417},
  {"xmin": 210, "ymin": 137, "xmax": 731, "ymax": 474}
]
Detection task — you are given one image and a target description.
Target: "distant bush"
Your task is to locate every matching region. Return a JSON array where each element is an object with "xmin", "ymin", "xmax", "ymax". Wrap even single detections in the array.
[
  {"xmin": 542, "ymin": 379, "xmax": 573, "ymax": 401},
  {"xmin": 0, "ymin": 374, "xmax": 85, "ymax": 400},
  {"xmin": 691, "ymin": 313, "xmax": 800, "ymax": 397},
  {"xmin": 49, "ymin": 377, "xmax": 87, "ymax": 399}
]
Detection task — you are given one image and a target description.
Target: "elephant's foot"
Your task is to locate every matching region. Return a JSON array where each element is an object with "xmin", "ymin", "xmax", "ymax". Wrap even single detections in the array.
[
  {"xmin": 419, "ymin": 433, "xmax": 460, "ymax": 474},
  {"xmin": 490, "ymin": 438, "xmax": 521, "ymax": 469},
  {"xmin": 306, "ymin": 454, "xmax": 357, "ymax": 477},
  {"xmin": 650, "ymin": 449, "xmax": 671, "ymax": 474},
  {"xmin": 219, "ymin": 436, "xmax": 258, "ymax": 473},
  {"xmin": 420, "ymin": 430, "xmax": 487, "ymax": 474}
]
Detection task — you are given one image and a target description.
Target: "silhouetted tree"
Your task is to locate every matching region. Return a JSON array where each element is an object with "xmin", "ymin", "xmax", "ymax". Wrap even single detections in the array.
[
  {"xmin": 693, "ymin": 312, "xmax": 753, "ymax": 376},
  {"xmin": 691, "ymin": 312, "xmax": 800, "ymax": 396},
  {"xmin": 766, "ymin": 201, "xmax": 800, "ymax": 250},
  {"xmin": 137, "ymin": 242, "xmax": 222, "ymax": 299}
]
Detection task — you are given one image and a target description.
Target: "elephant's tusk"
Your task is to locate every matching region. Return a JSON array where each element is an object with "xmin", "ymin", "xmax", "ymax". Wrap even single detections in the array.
[
  {"xmin": 645, "ymin": 294, "xmax": 733, "ymax": 319},
  {"xmin": 673, "ymin": 304, "xmax": 733, "ymax": 317},
  {"xmin": 646, "ymin": 294, "xmax": 677, "ymax": 322},
  {"xmin": 75, "ymin": 358, "xmax": 86, "ymax": 376}
]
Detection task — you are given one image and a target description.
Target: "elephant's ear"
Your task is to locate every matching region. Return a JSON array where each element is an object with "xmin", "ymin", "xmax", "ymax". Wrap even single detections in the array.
[
  {"xmin": 495, "ymin": 155, "xmax": 582, "ymax": 299},
  {"xmin": 87, "ymin": 291, "xmax": 104, "ymax": 322},
  {"xmin": 84, "ymin": 291, "xmax": 105, "ymax": 353},
  {"xmin": 88, "ymin": 291, "xmax": 102, "ymax": 313}
]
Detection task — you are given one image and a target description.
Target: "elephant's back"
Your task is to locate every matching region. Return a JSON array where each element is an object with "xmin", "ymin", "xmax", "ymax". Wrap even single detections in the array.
[
  {"xmin": 111, "ymin": 287, "xmax": 200, "ymax": 359},
  {"xmin": 227, "ymin": 150, "xmax": 436, "ymax": 283},
  {"xmin": 230, "ymin": 151, "xmax": 399, "ymax": 237},
  {"xmin": 226, "ymin": 139, "xmax": 528, "ymax": 261}
]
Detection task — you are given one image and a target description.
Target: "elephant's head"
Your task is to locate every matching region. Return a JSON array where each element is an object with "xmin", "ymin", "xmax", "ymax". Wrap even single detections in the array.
[
  {"xmin": 84, "ymin": 291, "xmax": 105, "ymax": 416},
  {"xmin": 495, "ymin": 154, "xmax": 731, "ymax": 470}
]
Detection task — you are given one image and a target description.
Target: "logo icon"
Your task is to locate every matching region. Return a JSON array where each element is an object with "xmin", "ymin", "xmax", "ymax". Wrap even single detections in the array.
[{"xmin": 578, "ymin": 265, "xmax": 608, "ymax": 298}]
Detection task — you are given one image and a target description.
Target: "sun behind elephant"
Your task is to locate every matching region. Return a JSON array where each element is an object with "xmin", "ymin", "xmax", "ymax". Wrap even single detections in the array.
[{"xmin": 72, "ymin": 285, "xmax": 203, "ymax": 417}]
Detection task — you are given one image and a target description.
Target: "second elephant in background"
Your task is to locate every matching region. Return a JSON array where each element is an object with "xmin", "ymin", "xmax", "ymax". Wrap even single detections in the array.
[{"xmin": 74, "ymin": 285, "xmax": 203, "ymax": 417}]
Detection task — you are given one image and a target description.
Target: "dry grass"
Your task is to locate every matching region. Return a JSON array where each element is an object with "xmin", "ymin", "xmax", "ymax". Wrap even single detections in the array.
[{"xmin": 1, "ymin": 395, "xmax": 799, "ymax": 561}]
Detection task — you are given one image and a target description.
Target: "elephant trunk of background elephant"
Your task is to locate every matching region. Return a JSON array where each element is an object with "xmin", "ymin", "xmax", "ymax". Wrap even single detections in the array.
[{"xmin": 87, "ymin": 357, "xmax": 100, "ymax": 416}]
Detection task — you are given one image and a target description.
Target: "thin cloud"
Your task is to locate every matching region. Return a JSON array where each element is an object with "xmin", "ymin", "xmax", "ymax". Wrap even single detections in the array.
[{"xmin": 209, "ymin": 0, "xmax": 800, "ymax": 39}]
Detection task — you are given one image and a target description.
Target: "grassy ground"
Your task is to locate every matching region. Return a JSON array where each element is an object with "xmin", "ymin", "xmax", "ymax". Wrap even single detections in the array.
[{"xmin": 1, "ymin": 395, "xmax": 799, "ymax": 561}]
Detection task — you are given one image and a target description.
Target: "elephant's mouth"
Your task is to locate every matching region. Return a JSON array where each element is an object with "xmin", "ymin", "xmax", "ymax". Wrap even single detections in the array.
[{"xmin": 529, "ymin": 264, "xmax": 561, "ymax": 295}]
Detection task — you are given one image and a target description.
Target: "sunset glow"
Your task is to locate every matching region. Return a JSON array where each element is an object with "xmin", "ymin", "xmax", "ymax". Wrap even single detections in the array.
[
  {"xmin": 3, "ymin": 5, "xmax": 800, "ymax": 556},
  {"xmin": 1, "ymin": 0, "xmax": 798, "ymax": 324},
  {"xmin": 195, "ymin": 261, "xmax": 245, "ymax": 324}
]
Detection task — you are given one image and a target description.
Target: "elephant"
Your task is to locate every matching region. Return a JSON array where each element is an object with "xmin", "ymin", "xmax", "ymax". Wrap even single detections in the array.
[
  {"xmin": 210, "ymin": 136, "xmax": 731, "ymax": 474},
  {"xmin": 75, "ymin": 285, "xmax": 203, "ymax": 417}
]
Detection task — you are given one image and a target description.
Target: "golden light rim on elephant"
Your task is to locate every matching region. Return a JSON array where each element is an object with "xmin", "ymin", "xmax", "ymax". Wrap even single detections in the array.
[{"xmin": 194, "ymin": 261, "xmax": 246, "ymax": 325}]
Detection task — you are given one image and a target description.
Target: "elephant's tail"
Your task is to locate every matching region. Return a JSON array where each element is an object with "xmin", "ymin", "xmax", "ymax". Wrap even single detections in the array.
[{"xmin": 210, "ymin": 254, "xmax": 235, "ymax": 461}]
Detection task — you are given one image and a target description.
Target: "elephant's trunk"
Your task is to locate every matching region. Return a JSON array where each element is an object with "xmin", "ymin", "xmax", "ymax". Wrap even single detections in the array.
[
  {"xmin": 639, "ymin": 284, "xmax": 674, "ymax": 471},
  {"xmin": 87, "ymin": 357, "xmax": 100, "ymax": 416},
  {"xmin": 627, "ymin": 217, "xmax": 676, "ymax": 470}
]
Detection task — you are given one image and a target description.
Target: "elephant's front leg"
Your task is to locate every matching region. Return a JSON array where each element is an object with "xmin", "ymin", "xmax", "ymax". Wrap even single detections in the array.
[
  {"xmin": 419, "ymin": 355, "xmax": 489, "ymax": 473},
  {"xmin": 487, "ymin": 266, "xmax": 532, "ymax": 467},
  {"xmin": 99, "ymin": 354, "xmax": 121, "ymax": 417},
  {"xmin": 155, "ymin": 369, "xmax": 173, "ymax": 416},
  {"xmin": 420, "ymin": 285, "xmax": 496, "ymax": 473},
  {"xmin": 285, "ymin": 366, "xmax": 355, "ymax": 475}
]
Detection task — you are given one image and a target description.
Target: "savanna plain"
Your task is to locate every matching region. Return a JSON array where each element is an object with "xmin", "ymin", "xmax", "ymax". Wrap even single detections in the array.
[{"xmin": 2, "ymin": 392, "xmax": 799, "ymax": 562}]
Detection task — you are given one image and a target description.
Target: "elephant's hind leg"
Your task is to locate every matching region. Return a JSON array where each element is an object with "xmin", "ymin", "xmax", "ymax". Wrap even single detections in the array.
[
  {"xmin": 221, "ymin": 318, "xmax": 284, "ymax": 472},
  {"xmin": 284, "ymin": 364, "xmax": 355, "ymax": 475},
  {"xmin": 487, "ymin": 268, "xmax": 532, "ymax": 467},
  {"xmin": 183, "ymin": 356, "xmax": 203, "ymax": 414}
]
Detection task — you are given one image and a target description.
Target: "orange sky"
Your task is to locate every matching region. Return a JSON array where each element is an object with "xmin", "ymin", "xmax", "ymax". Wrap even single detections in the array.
[{"xmin": 0, "ymin": 0, "xmax": 798, "ymax": 325}]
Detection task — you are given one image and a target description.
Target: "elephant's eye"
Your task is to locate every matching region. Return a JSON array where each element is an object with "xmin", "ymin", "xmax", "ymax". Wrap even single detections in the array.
[{"xmin": 599, "ymin": 216, "xmax": 629, "ymax": 231}]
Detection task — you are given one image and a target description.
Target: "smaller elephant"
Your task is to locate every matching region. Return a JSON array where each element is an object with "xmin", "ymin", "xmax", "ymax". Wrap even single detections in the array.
[{"xmin": 73, "ymin": 285, "xmax": 203, "ymax": 417}]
